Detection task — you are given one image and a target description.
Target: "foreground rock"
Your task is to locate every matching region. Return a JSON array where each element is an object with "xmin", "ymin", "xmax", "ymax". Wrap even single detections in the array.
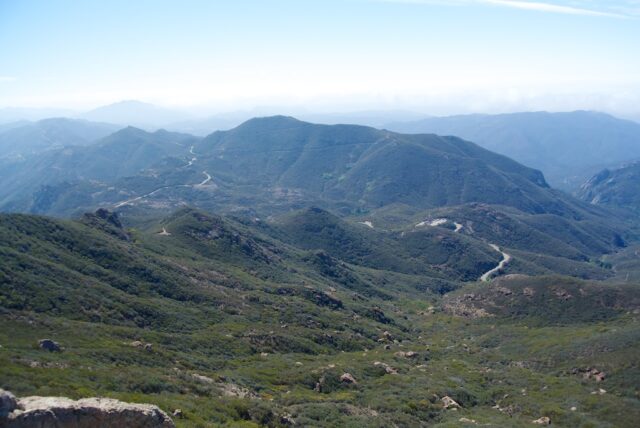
[
  {"xmin": 0, "ymin": 389, "xmax": 174, "ymax": 427},
  {"xmin": 0, "ymin": 390, "xmax": 18, "ymax": 417}
]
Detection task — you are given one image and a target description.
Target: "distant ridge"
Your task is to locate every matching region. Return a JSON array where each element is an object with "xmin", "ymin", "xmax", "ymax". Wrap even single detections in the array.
[
  {"xmin": 81, "ymin": 100, "xmax": 192, "ymax": 128},
  {"xmin": 386, "ymin": 110, "xmax": 640, "ymax": 189},
  {"xmin": 577, "ymin": 161, "xmax": 640, "ymax": 211}
]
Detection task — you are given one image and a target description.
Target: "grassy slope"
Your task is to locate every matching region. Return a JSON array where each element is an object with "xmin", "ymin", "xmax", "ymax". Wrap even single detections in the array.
[{"xmin": 1, "ymin": 209, "xmax": 639, "ymax": 427}]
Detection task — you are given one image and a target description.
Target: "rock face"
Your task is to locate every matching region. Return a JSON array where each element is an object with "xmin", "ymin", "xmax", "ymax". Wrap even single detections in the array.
[{"xmin": 1, "ymin": 391, "xmax": 175, "ymax": 428}]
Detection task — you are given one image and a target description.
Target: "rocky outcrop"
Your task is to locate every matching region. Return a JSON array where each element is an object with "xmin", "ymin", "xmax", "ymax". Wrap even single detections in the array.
[
  {"xmin": 81, "ymin": 209, "xmax": 130, "ymax": 241},
  {"xmin": 0, "ymin": 390, "xmax": 174, "ymax": 428}
]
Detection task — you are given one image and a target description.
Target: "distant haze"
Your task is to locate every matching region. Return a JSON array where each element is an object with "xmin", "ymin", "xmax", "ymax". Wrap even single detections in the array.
[{"xmin": 1, "ymin": 0, "xmax": 639, "ymax": 119}]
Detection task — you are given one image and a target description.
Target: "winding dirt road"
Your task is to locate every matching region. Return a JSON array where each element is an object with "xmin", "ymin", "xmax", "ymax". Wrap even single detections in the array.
[
  {"xmin": 113, "ymin": 145, "xmax": 214, "ymax": 208},
  {"xmin": 480, "ymin": 244, "xmax": 512, "ymax": 282}
]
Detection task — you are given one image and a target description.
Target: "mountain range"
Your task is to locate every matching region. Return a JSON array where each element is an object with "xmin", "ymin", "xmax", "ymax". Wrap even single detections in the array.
[
  {"xmin": 0, "ymin": 118, "xmax": 121, "ymax": 159},
  {"xmin": 386, "ymin": 111, "xmax": 640, "ymax": 190},
  {"xmin": 0, "ymin": 116, "xmax": 618, "ymax": 218}
]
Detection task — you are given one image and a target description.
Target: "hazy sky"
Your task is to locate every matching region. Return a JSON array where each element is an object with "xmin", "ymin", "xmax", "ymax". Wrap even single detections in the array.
[{"xmin": 1, "ymin": 0, "xmax": 639, "ymax": 116}]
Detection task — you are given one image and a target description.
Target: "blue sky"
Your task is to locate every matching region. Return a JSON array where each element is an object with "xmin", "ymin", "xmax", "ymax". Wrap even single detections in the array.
[{"xmin": 1, "ymin": 0, "xmax": 639, "ymax": 116}]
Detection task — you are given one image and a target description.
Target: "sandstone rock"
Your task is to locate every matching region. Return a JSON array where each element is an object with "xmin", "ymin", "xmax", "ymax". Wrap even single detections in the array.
[
  {"xmin": 0, "ymin": 389, "xmax": 18, "ymax": 418},
  {"xmin": 441, "ymin": 396, "xmax": 460, "ymax": 409},
  {"xmin": 38, "ymin": 339, "xmax": 60, "ymax": 352},
  {"xmin": 373, "ymin": 361, "xmax": 398, "ymax": 375},
  {"xmin": 532, "ymin": 416, "xmax": 551, "ymax": 425},
  {"xmin": 220, "ymin": 383, "xmax": 257, "ymax": 399},
  {"xmin": 582, "ymin": 368, "xmax": 606, "ymax": 382},
  {"xmin": 2, "ymin": 393, "xmax": 174, "ymax": 427},
  {"xmin": 394, "ymin": 351, "xmax": 418, "ymax": 359},
  {"xmin": 192, "ymin": 373, "xmax": 214, "ymax": 384},
  {"xmin": 340, "ymin": 373, "xmax": 357, "ymax": 384}
]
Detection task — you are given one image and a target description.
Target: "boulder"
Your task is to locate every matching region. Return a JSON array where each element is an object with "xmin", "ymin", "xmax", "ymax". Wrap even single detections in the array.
[
  {"xmin": 582, "ymin": 368, "xmax": 606, "ymax": 382},
  {"xmin": 378, "ymin": 331, "xmax": 393, "ymax": 342},
  {"xmin": 339, "ymin": 373, "xmax": 357, "ymax": 384},
  {"xmin": 1, "ymin": 392, "xmax": 174, "ymax": 427},
  {"xmin": 441, "ymin": 396, "xmax": 460, "ymax": 409},
  {"xmin": 38, "ymin": 339, "xmax": 61, "ymax": 352},
  {"xmin": 532, "ymin": 416, "xmax": 551, "ymax": 425},
  {"xmin": 373, "ymin": 361, "xmax": 398, "ymax": 375},
  {"xmin": 0, "ymin": 389, "xmax": 18, "ymax": 418},
  {"xmin": 394, "ymin": 351, "xmax": 418, "ymax": 359}
]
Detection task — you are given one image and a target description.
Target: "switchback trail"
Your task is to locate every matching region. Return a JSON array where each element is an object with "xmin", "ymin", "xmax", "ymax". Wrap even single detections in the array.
[{"xmin": 480, "ymin": 244, "xmax": 512, "ymax": 282}]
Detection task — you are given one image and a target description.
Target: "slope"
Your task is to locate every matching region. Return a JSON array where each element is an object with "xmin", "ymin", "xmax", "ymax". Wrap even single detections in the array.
[
  {"xmin": 577, "ymin": 161, "xmax": 640, "ymax": 211},
  {"xmin": 1, "ymin": 208, "xmax": 639, "ymax": 427}
]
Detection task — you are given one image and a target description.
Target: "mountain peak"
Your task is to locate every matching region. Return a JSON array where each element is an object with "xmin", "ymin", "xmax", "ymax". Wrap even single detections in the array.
[
  {"xmin": 81, "ymin": 100, "xmax": 191, "ymax": 128},
  {"xmin": 235, "ymin": 115, "xmax": 305, "ymax": 130}
]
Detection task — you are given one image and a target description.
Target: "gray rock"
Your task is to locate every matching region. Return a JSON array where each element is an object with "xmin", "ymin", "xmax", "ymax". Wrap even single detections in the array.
[
  {"xmin": 0, "ymin": 389, "xmax": 18, "ymax": 418},
  {"xmin": 339, "ymin": 373, "xmax": 357, "ymax": 384},
  {"xmin": 2, "ymin": 392, "xmax": 174, "ymax": 428}
]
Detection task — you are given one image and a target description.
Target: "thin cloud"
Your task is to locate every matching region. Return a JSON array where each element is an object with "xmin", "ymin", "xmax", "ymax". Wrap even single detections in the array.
[
  {"xmin": 375, "ymin": 0, "xmax": 630, "ymax": 18},
  {"xmin": 484, "ymin": 0, "xmax": 627, "ymax": 17}
]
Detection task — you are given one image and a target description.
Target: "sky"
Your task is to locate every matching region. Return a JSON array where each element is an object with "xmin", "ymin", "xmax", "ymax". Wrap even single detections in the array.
[{"xmin": 1, "ymin": 0, "xmax": 639, "ymax": 117}]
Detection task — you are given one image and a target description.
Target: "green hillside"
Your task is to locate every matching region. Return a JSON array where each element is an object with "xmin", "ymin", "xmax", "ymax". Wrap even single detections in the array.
[
  {"xmin": 0, "ymin": 127, "xmax": 197, "ymax": 213},
  {"xmin": 1, "ymin": 208, "xmax": 639, "ymax": 427}
]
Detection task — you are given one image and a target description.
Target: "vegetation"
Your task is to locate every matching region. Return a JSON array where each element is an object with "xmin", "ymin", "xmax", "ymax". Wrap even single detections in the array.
[{"xmin": 1, "ymin": 207, "xmax": 639, "ymax": 427}]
